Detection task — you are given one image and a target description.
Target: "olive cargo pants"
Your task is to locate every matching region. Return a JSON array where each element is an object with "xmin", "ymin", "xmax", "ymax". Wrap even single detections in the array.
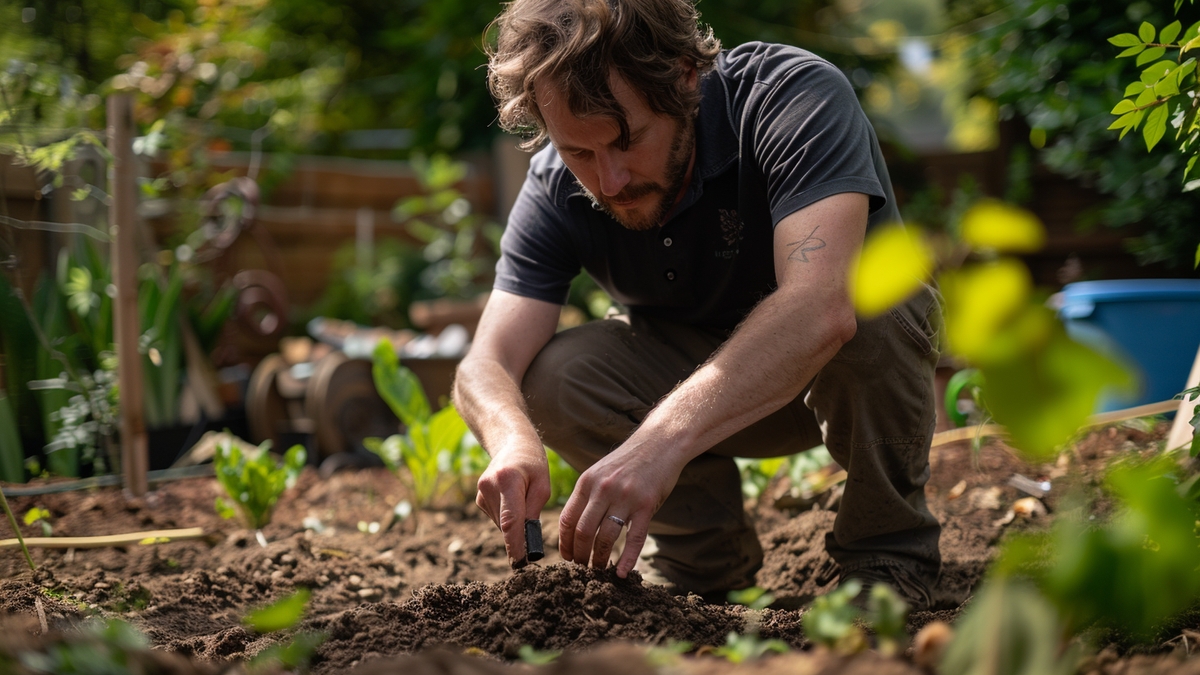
[{"xmin": 521, "ymin": 287, "xmax": 943, "ymax": 596}]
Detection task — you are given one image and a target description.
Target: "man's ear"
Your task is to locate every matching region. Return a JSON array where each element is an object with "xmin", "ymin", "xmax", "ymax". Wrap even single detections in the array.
[{"xmin": 682, "ymin": 60, "xmax": 698, "ymax": 91}]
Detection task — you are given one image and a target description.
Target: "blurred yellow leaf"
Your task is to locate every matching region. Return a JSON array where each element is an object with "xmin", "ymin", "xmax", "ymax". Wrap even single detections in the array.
[
  {"xmin": 940, "ymin": 259, "xmax": 1032, "ymax": 361},
  {"xmin": 851, "ymin": 224, "xmax": 933, "ymax": 318},
  {"xmin": 961, "ymin": 200, "xmax": 1046, "ymax": 253}
]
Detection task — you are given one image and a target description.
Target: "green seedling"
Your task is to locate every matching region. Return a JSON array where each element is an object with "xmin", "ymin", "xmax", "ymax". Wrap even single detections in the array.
[
  {"xmin": 368, "ymin": 341, "xmax": 477, "ymax": 510},
  {"xmin": 712, "ymin": 631, "xmax": 789, "ymax": 663},
  {"xmin": 727, "ymin": 586, "xmax": 776, "ymax": 611},
  {"xmin": 517, "ymin": 644, "xmax": 561, "ymax": 665},
  {"xmin": 24, "ymin": 506, "xmax": 53, "ymax": 537},
  {"xmin": 0, "ymin": 487, "xmax": 35, "ymax": 571},
  {"xmin": 213, "ymin": 439, "xmax": 306, "ymax": 534},
  {"xmin": 645, "ymin": 639, "xmax": 693, "ymax": 666},
  {"xmin": 17, "ymin": 618, "xmax": 150, "ymax": 675},
  {"xmin": 245, "ymin": 588, "xmax": 311, "ymax": 633},
  {"xmin": 243, "ymin": 588, "xmax": 327, "ymax": 674},
  {"xmin": 867, "ymin": 583, "xmax": 910, "ymax": 657},
  {"xmin": 802, "ymin": 580, "xmax": 866, "ymax": 654}
]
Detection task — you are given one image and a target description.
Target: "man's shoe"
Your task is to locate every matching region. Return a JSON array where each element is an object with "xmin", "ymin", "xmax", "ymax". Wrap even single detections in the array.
[{"xmin": 841, "ymin": 561, "xmax": 935, "ymax": 612}]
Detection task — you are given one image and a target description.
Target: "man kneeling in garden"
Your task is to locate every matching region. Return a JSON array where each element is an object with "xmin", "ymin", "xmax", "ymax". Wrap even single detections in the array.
[{"xmin": 453, "ymin": 0, "xmax": 943, "ymax": 609}]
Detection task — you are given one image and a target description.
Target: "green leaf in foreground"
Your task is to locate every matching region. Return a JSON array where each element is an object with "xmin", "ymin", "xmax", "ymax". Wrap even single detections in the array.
[
  {"xmin": 712, "ymin": 632, "xmax": 790, "ymax": 663},
  {"xmin": 245, "ymin": 588, "xmax": 311, "ymax": 633},
  {"xmin": 978, "ymin": 308, "xmax": 1133, "ymax": 461},
  {"xmin": 247, "ymin": 632, "xmax": 327, "ymax": 674},
  {"xmin": 940, "ymin": 578, "xmax": 1079, "ymax": 675},
  {"xmin": 517, "ymin": 645, "xmax": 561, "ymax": 664}
]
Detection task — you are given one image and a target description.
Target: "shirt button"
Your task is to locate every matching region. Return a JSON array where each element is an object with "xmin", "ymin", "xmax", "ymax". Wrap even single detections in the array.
[
  {"xmin": 663, "ymin": 237, "xmax": 673, "ymax": 247},
  {"xmin": 665, "ymin": 270, "xmax": 676, "ymax": 281}
]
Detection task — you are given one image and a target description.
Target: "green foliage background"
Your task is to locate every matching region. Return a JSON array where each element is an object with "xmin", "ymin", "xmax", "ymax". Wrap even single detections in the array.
[{"xmin": 968, "ymin": 0, "xmax": 1200, "ymax": 269}]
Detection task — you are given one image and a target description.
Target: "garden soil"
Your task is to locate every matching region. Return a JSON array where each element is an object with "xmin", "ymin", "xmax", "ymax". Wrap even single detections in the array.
[{"xmin": 2, "ymin": 422, "xmax": 1198, "ymax": 674}]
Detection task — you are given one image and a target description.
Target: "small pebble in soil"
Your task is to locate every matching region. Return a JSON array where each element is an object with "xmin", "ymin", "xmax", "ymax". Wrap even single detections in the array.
[
  {"xmin": 448, "ymin": 539, "xmax": 464, "ymax": 554},
  {"xmin": 348, "ymin": 575, "xmax": 363, "ymax": 588},
  {"xmin": 357, "ymin": 588, "xmax": 382, "ymax": 600}
]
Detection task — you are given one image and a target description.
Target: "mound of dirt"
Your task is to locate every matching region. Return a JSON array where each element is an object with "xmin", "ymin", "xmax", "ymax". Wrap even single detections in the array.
[{"xmin": 308, "ymin": 563, "xmax": 748, "ymax": 672}]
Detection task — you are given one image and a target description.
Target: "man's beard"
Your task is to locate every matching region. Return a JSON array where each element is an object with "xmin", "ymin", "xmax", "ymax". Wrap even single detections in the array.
[{"xmin": 578, "ymin": 118, "xmax": 695, "ymax": 232}]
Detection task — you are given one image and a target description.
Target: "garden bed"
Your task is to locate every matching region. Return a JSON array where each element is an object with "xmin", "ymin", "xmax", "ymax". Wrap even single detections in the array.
[{"xmin": 2, "ymin": 422, "xmax": 1197, "ymax": 674}]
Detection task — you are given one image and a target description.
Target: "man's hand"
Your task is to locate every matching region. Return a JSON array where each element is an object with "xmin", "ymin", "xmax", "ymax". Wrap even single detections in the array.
[
  {"xmin": 558, "ymin": 439, "xmax": 686, "ymax": 577},
  {"xmin": 476, "ymin": 446, "xmax": 552, "ymax": 567},
  {"xmin": 452, "ymin": 290, "xmax": 560, "ymax": 568}
]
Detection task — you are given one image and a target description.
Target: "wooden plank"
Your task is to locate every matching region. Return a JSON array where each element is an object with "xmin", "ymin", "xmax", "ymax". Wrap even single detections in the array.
[
  {"xmin": 932, "ymin": 399, "xmax": 1181, "ymax": 449},
  {"xmin": 1166, "ymin": 344, "xmax": 1200, "ymax": 451},
  {"xmin": 0, "ymin": 527, "xmax": 206, "ymax": 549},
  {"xmin": 108, "ymin": 94, "xmax": 148, "ymax": 497}
]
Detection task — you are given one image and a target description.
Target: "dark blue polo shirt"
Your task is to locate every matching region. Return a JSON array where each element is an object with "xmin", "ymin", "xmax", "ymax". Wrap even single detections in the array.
[{"xmin": 494, "ymin": 42, "xmax": 901, "ymax": 331}]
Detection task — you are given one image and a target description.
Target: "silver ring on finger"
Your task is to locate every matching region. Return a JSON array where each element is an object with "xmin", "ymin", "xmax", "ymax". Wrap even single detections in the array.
[{"xmin": 607, "ymin": 515, "xmax": 626, "ymax": 527}]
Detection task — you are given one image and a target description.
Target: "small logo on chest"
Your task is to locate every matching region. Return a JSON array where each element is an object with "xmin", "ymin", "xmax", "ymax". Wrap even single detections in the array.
[{"xmin": 718, "ymin": 209, "xmax": 745, "ymax": 248}]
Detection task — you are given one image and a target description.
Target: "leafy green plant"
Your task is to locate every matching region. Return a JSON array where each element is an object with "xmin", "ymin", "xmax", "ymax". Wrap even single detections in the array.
[
  {"xmin": 968, "ymin": 0, "xmax": 1200, "ymax": 269},
  {"xmin": 802, "ymin": 580, "xmax": 867, "ymax": 654},
  {"xmin": 367, "ymin": 340, "xmax": 479, "ymax": 510},
  {"xmin": 213, "ymin": 439, "xmax": 306, "ymax": 533},
  {"xmin": 245, "ymin": 588, "xmax": 311, "ymax": 633},
  {"xmin": 546, "ymin": 448, "xmax": 579, "ymax": 506},
  {"xmin": 16, "ymin": 619, "xmax": 154, "ymax": 675},
  {"xmin": 735, "ymin": 456, "xmax": 790, "ymax": 501},
  {"xmin": 995, "ymin": 457, "xmax": 1200, "ymax": 640},
  {"xmin": 392, "ymin": 154, "xmax": 502, "ymax": 301},
  {"xmin": 517, "ymin": 645, "xmax": 561, "ymax": 665},
  {"xmin": 867, "ymin": 583, "xmax": 909, "ymax": 658},
  {"xmin": 727, "ymin": 586, "xmax": 776, "ymax": 611},
  {"xmin": 711, "ymin": 631, "xmax": 790, "ymax": 663},
  {"xmin": 939, "ymin": 578, "xmax": 1080, "ymax": 675},
  {"xmin": 242, "ymin": 588, "xmax": 327, "ymax": 674}
]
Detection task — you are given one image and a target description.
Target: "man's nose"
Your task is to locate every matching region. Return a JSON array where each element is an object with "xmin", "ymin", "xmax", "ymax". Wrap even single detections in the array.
[{"xmin": 595, "ymin": 151, "xmax": 630, "ymax": 197}]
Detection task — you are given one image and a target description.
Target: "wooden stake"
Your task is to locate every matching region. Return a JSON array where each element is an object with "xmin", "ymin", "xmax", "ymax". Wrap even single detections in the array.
[
  {"xmin": 108, "ymin": 94, "xmax": 148, "ymax": 497},
  {"xmin": 1166, "ymin": 344, "xmax": 1200, "ymax": 452}
]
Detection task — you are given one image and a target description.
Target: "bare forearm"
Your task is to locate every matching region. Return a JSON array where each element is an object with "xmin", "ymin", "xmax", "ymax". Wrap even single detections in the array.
[
  {"xmin": 627, "ymin": 285, "xmax": 855, "ymax": 464},
  {"xmin": 453, "ymin": 358, "xmax": 544, "ymax": 459}
]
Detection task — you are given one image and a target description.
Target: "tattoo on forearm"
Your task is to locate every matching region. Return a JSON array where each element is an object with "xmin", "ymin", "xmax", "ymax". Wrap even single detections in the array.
[{"xmin": 787, "ymin": 225, "xmax": 826, "ymax": 262}]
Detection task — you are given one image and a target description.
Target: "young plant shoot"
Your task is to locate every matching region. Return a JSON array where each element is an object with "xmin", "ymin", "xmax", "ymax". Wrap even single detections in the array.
[
  {"xmin": 213, "ymin": 439, "xmax": 305, "ymax": 541},
  {"xmin": 367, "ymin": 340, "xmax": 479, "ymax": 513}
]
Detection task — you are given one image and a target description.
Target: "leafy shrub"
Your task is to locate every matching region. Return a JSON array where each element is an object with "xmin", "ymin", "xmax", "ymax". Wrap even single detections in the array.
[
  {"xmin": 996, "ymin": 456, "xmax": 1200, "ymax": 640},
  {"xmin": 213, "ymin": 439, "xmax": 306, "ymax": 531}
]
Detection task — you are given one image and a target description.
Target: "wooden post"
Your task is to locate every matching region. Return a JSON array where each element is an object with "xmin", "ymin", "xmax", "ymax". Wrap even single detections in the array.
[
  {"xmin": 1167, "ymin": 344, "xmax": 1200, "ymax": 452},
  {"xmin": 108, "ymin": 94, "xmax": 148, "ymax": 496}
]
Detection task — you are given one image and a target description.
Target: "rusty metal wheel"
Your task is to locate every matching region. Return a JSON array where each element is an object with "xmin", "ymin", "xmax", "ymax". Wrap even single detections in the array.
[
  {"xmin": 246, "ymin": 354, "xmax": 288, "ymax": 450},
  {"xmin": 305, "ymin": 352, "xmax": 399, "ymax": 460}
]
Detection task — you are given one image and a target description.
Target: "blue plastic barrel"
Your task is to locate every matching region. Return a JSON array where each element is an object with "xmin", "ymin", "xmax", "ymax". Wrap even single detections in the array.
[{"xmin": 1059, "ymin": 279, "xmax": 1200, "ymax": 412}]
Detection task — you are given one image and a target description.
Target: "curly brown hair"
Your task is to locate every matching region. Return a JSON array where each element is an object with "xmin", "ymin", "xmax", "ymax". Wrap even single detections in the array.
[{"xmin": 486, "ymin": 0, "xmax": 721, "ymax": 151}]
